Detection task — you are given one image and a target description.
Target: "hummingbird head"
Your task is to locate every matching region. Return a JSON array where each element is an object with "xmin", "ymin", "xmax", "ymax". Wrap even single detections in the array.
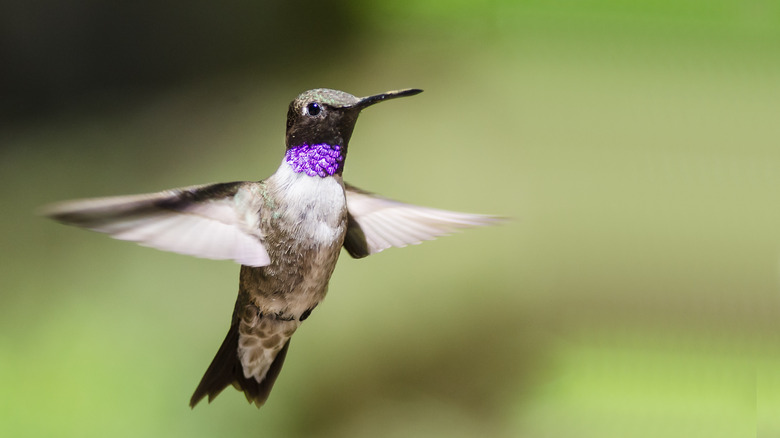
[{"xmin": 284, "ymin": 88, "xmax": 422, "ymax": 177}]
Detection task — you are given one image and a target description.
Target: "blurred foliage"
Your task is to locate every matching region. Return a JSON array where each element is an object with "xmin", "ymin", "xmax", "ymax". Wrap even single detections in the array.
[
  {"xmin": 1, "ymin": 1, "xmax": 779, "ymax": 437},
  {"xmin": 0, "ymin": 0, "xmax": 360, "ymax": 119}
]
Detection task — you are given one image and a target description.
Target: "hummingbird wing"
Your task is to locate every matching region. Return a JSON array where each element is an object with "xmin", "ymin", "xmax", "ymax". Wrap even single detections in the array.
[
  {"xmin": 343, "ymin": 183, "xmax": 498, "ymax": 258},
  {"xmin": 43, "ymin": 182, "xmax": 271, "ymax": 267}
]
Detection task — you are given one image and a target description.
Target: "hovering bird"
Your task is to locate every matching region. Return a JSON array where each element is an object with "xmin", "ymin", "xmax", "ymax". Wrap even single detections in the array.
[{"xmin": 44, "ymin": 88, "xmax": 497, "ymax": 408}]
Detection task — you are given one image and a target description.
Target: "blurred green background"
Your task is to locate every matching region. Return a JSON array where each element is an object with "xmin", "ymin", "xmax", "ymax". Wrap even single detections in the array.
[{"xmin": 1, "ymin": 1, "xmax": 778, "ymax": 437}]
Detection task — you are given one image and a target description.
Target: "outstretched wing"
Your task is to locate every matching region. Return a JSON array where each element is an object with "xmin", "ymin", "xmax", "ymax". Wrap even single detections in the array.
[
  {"xmin": 43, "ymin": 182, "xmax": 270, "ymax": 267},
  {"xmin": 343, "ymin": 183, "xmax": 499, "ymax": 258}
]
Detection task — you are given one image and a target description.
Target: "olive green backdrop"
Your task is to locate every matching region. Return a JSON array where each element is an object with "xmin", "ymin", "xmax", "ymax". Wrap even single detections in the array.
[{"xmin": 1, "ymin": 1, "xmax": 778, "ymax": 437}]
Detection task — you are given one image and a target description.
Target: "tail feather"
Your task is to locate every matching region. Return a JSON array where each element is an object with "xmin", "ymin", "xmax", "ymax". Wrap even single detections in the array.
[{"xmin": 189, "ymin": 323, "xmax": 291, "ymax": 408}]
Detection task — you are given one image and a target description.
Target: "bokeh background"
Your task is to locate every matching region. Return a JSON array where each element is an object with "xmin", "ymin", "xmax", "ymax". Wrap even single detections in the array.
[{"xmin": 2, "ymin": 1, "xmax": 778, "ymax": 437}]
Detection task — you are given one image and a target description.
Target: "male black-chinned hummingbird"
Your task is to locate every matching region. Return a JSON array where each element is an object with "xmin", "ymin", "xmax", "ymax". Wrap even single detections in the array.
[{"xmin": 44, "ymin": 88, "xmax": 497, "ymax": 408}]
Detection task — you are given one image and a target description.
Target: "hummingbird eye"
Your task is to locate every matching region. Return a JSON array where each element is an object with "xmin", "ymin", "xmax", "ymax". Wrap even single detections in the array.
[{"xmin": 305, "ymin": 102, "xmax": 322, "ymax": 117}]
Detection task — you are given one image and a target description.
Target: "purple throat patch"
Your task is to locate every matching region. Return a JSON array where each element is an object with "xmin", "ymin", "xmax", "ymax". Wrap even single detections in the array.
[{"xmin": 285, "ymin": 143, "xmax": 345, "ymax": 177}]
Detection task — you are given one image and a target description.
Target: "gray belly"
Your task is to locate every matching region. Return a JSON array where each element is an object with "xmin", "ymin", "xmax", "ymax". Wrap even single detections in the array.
[
  {"xmin": 239, "ymin": 237, "xmax": 344, "ymax": 318},
  {"xmin": 239, "ymin": 174, "xmax": 348, "ymax": 319}
]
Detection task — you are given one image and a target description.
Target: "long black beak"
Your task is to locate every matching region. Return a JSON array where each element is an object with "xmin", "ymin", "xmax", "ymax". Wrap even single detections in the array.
[{"xmin": 353, "ymin": 88, "xmax": 423, "ymax": 110}]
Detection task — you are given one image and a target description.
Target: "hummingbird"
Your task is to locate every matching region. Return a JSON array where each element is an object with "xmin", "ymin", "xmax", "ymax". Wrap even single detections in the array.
[{"xmin": 44, "ymin": 88, "xmax": 497, "ymax": 408}]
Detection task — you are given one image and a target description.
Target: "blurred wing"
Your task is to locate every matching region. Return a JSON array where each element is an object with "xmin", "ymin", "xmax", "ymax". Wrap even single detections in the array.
[
  {"xmin": 43, "ymin": 182, "xmax": 270, "ymax": 267},
  {"xmin": 343, "ymin": 183, "xmax": 499, "ymax": 258}
]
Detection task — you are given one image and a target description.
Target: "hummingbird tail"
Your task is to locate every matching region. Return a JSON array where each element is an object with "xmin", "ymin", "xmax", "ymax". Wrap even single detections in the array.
[{"xmin": 189, "ymin": 322, "xmax": 291, "ymax": 408}]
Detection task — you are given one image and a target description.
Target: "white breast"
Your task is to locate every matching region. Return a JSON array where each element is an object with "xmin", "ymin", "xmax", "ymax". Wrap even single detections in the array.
[{"xmin": 268, "ymin": 161, "xmax": 346, "ymax": 244}]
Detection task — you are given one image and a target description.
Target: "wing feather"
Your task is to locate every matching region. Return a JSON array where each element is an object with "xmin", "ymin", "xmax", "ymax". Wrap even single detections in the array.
[
  {"xmin": 43, "ymin": 182, "xmax": 270, "ymax": 267},
  {"xmin": 344, "ymin": 183, "xmax": 499, "ymax": 256}
]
